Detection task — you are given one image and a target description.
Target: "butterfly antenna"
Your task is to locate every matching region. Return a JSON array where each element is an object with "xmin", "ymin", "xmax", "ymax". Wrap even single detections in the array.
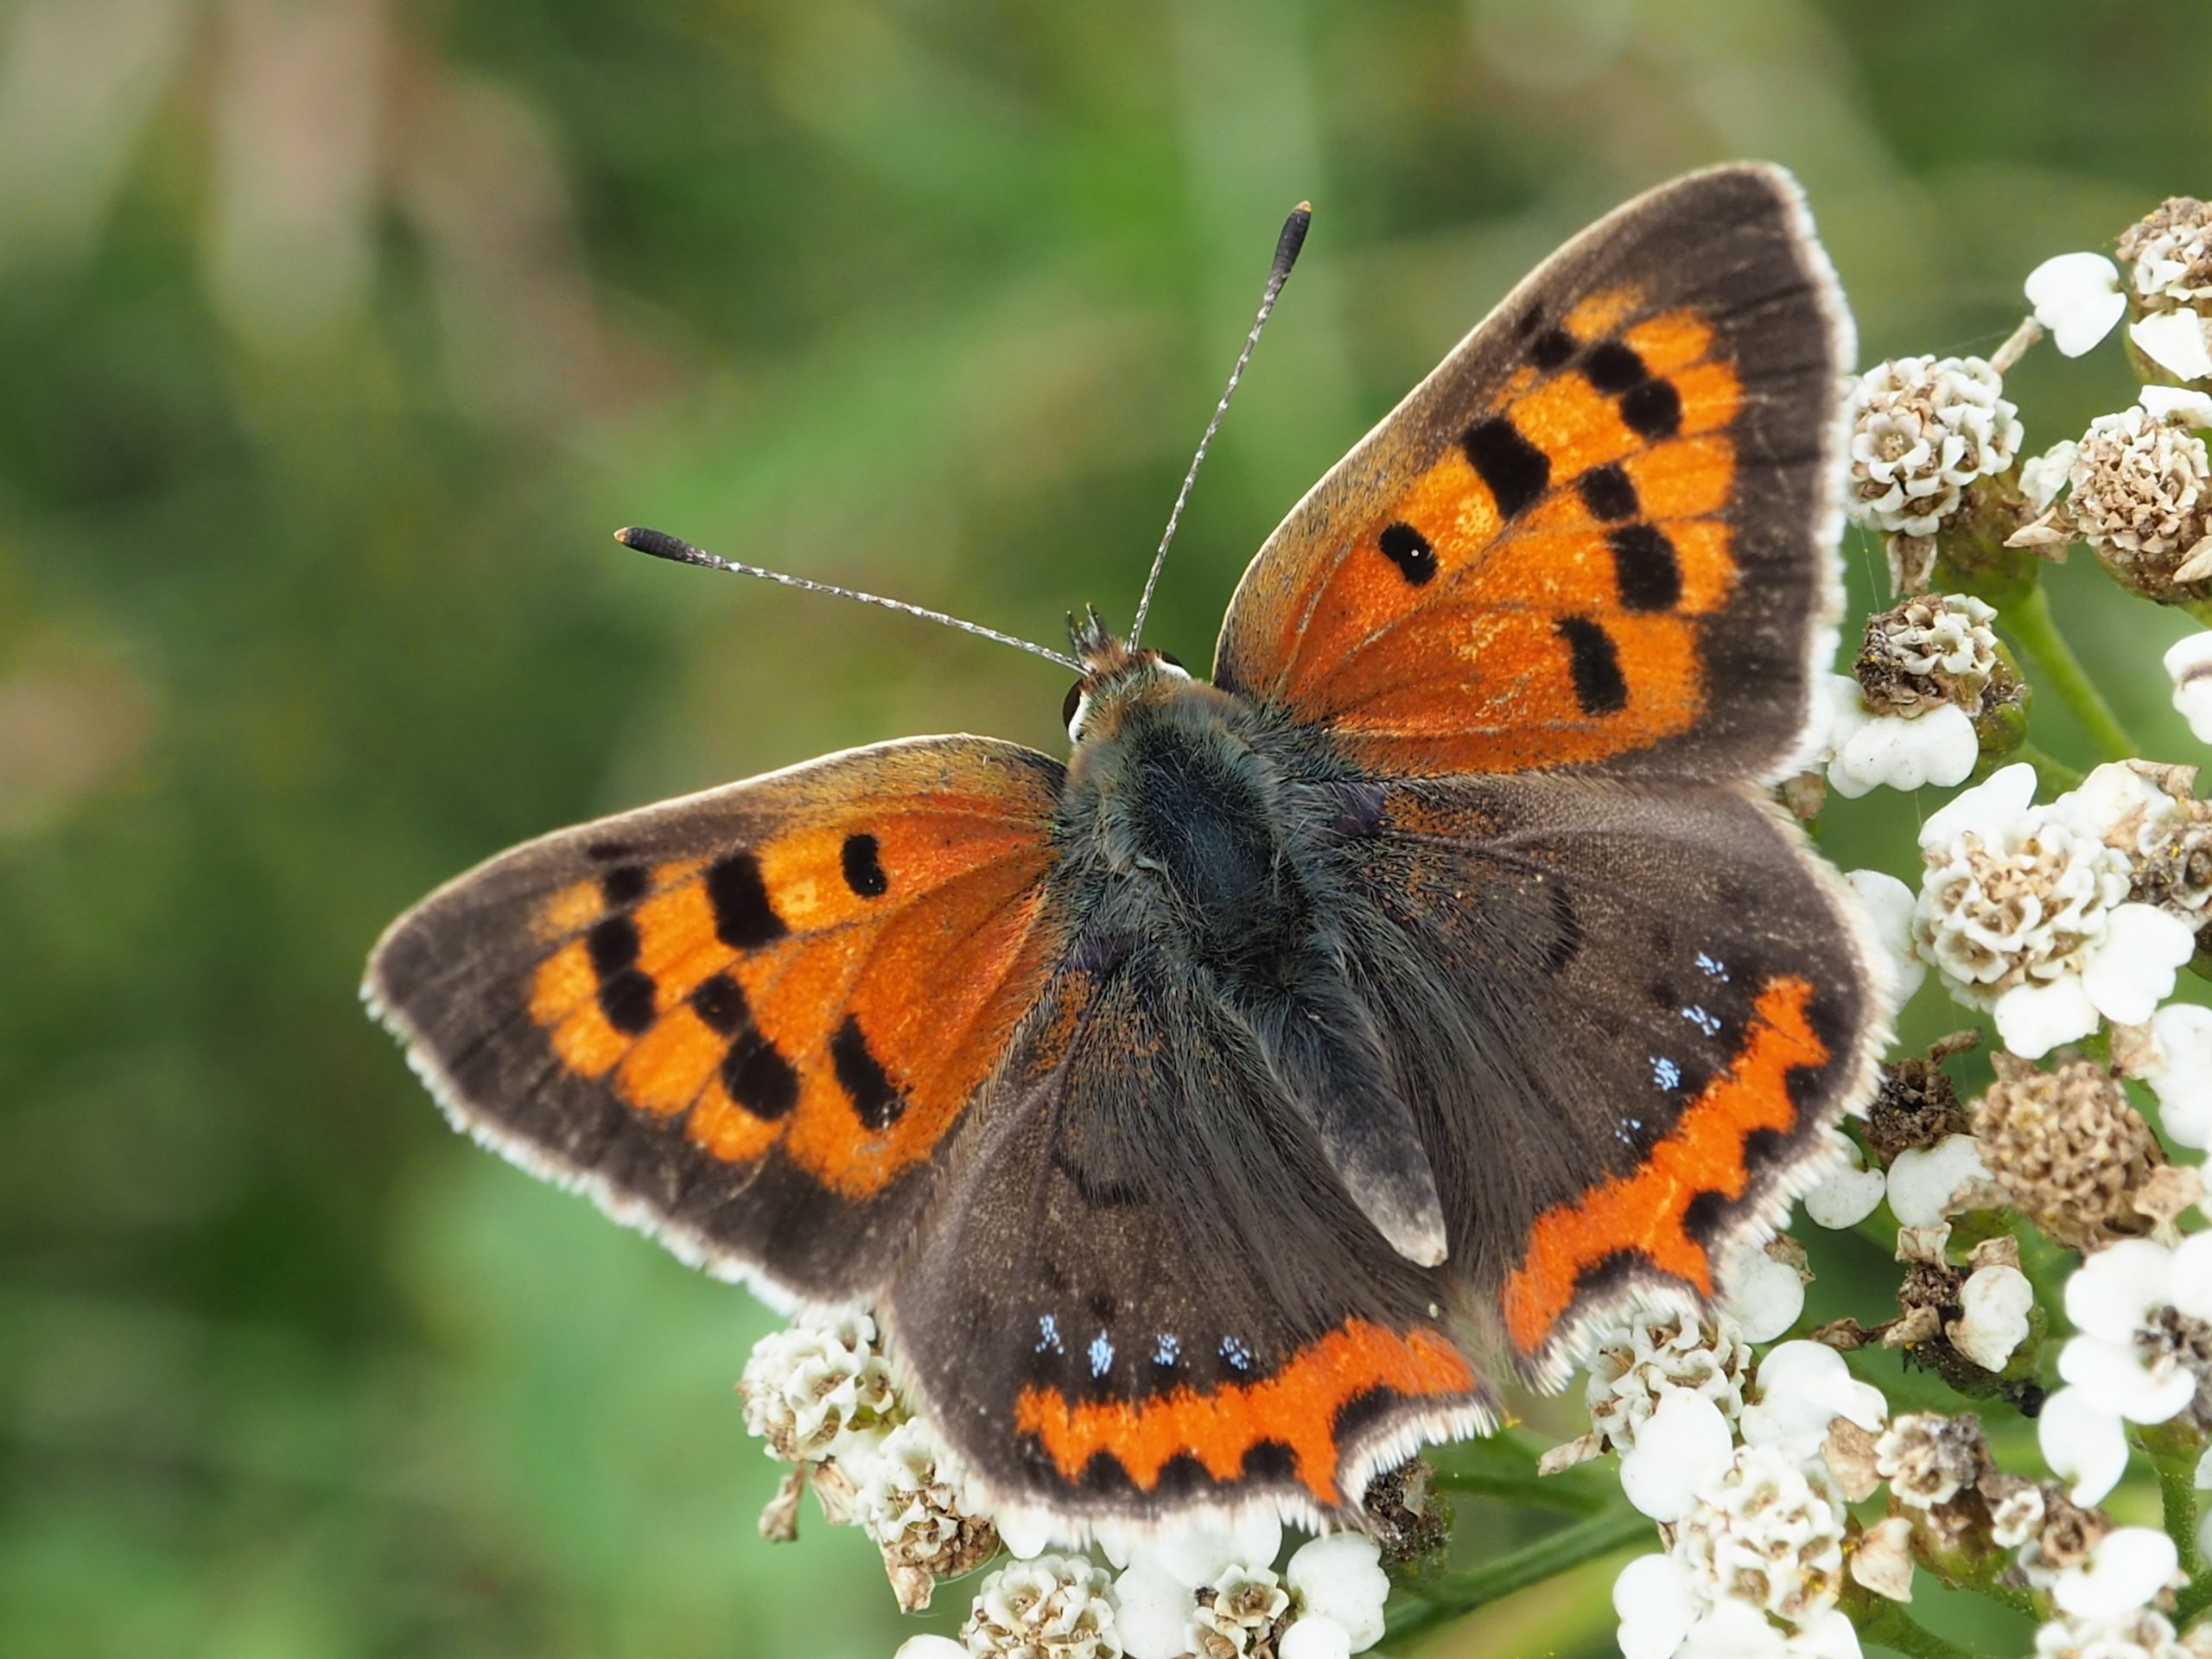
[
  {"xmin": 615, "ymin": 526, "xmax": 1084, "ymax": 672},
  {"xmin": 1128, "ymin": 200, "xmax": 1312, "ymax": 647}
]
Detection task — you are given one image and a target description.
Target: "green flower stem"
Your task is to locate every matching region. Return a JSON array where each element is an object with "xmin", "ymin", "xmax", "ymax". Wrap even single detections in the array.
[
  {"xmin": 1427, "ymin": 1428, "xmax": 1618, "ymax": 1513},
  {"xmin": 1855, "ymin": 1595, "xmax": 1999, "ymax": 1659},
  {"xmin": 2002, "ymin": 584, "xmax": 2139, "ymax": 762},
  {"xmin": 2016, "ymin": 741, "xmax": 2085, "ymax": 793},
  {"xmin": 1382, "ymin": 1503, "xmax": 1652, "ymax": 1647},
  {"xmin": 2177, "ymin": 1570, "xmax": 2212, "ymax": 1625},
  {"xmin": 2139, "ymin": 1422, "xmax": 2205, "ymax": 1577},
  {"xmin": 1426, "ymin": 1464, "xmax": 1611, "ymax": 1513}
]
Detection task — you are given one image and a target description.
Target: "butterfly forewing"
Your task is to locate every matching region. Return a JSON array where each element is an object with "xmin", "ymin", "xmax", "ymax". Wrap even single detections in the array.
[
  {"xmin": 365, "ymin": 735, "xmax": 1068, "ymax": 1302},
  {"xmin": 1214, "ymin": 163, "xmax": 1852, "ymax": 785}
]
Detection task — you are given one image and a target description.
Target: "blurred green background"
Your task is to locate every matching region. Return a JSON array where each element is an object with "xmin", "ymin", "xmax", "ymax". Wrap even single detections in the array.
[{"xmin": 5, "ymin": 1, "xmax": 2211, "ymax": 1655}]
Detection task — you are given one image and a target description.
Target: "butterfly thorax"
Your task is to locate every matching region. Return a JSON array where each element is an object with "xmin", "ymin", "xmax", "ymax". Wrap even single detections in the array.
[
  {"xmin": 1065, "ymin": 668, "xmax": 1314, "ymax": 984},
  {"xmin": 1052, "ymin": 645, "xmax": 1453, "ymax": 1267}
]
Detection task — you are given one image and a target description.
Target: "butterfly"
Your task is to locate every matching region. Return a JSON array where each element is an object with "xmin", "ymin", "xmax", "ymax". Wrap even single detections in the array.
[{"xmin": 365, "ymin": 162, "xmax": 1888, "ymax": 1539}]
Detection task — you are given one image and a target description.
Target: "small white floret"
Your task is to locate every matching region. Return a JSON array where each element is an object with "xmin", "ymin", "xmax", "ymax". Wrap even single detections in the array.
[
  {"xmin": 1845, "ymin": 868, "xmax": 1927, "ymax": 1011},
  {"xmin": 1111, "ymin": 1554, "xmax": 1196, "ymax": 1659},
  {"xmin": 1279, "ymin": 1617, "xmax": 1355, "ymax": 1659},
  {"xmin": 1618, "ymin": 1388, "xmax": 1734, "ymax": 1522},
  {"xmin": 2146, "ymin": 1003, "xmax": 2212, "ymax": 1147},
  {"xmin": 1885, "ymin": 1135, "xmax": 1992, "ymax": 1227},
  {"xmin": 2052, "ymin": 1525, "xmax": 2181, "ymax": 1622},
  {"xmin": 1612, "ymin": 1553, "xmax": 1699, "ymax": 1659},
  {"xmin": 2037, "ymin": 1385, "xmax": 2132, "ymax": 1506},
  {"xmin": 1285, "ymin": 1533, "xmax": 1389, "ymax": 1651},
  {"xmin": 1948, "ymin": 1263, "xmax": 2034, "ymax": 1371},
  {"xmin": 1802, "ymin": 1160, "xmax": 1886, "ymax": 1230},
  {"xmin": 1828, "ymin": 702, "xmax": 1978, "ymax": 798},
  {"xmin": 2132, "ymin": 308, "xmax": 2212, "ymax": 381},
  {"xmin": 2025, "ymin": 252, "xmax": 2126, "ymax": 357},
  {"xmin": 1717, "ymin": 1242, "xmax": 1806, "ymax": 1344},
  {"xmin": 1738, "ymin": 1340, "xmax": 1886, "ymax": 1453},
  {"xmin": 2140, "ymin": 385, "xmax": 2212, "ymax": 427}
]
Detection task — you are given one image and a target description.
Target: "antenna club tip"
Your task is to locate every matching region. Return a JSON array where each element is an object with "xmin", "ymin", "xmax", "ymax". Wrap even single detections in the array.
[
  {"xmin": 614, "ymin": 524, "xmax": 710, "ymax": 565},
  {"xmin": 1271, "ymin": 204, "xmax": 1313, "ymax": 282}
]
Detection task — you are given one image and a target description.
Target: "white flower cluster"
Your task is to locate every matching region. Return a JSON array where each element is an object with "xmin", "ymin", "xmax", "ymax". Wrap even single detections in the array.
[
  {"xmin": 2031, "ymin": 1529, "xmax": 2197, "ymax": 1659},
  {"xmin": 2008, "ymin": 394, "xmax": 2212, "ymax": 604},
  {"xmin": 740, "ymin": 1310, "xmax": 899, "ymax": 1464},
  {"xmin": 1110, "ymin": 1521, "xmax": 1389, "ymax": 1659},
  {"xmin": 2122, "ymin": 197, "xmax": 2212, "ymax": 383},
  {"xmin": 2041, "ymin": 1236, "xmax": 2212, "ymax": 1508},
  {"xmin": 1842, "ymin": 355, "xmax": 2024, "ymax": 540},
  {"xmin": 2026, "ymin": 199, "xmax": 2212, "ymax": 382},
  {"xmin": 1609, "ymin": 1343, "xmax": 1885, "ymax": 1659},
  {"xmin": 1910, "ymin": 762, "xmax": 2196, "ymax": 1058}
]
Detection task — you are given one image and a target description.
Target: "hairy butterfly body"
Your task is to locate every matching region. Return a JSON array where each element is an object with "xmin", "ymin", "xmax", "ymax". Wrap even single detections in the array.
[{"xmin": 366, "ymin": 162, "xmax": 1889, "ymax": 1536}]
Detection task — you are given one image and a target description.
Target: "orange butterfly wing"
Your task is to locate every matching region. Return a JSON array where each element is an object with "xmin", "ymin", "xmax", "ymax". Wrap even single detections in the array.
[
  {"xmin": 365, "ymin": 736, "xmax": 1067, "ymax": 1301},
  {"xmin": 1215, "ymin": 164, "xmax": 1849, "ymax": 785}
]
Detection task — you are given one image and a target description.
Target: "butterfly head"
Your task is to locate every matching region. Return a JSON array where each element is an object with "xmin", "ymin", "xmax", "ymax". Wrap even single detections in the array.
[{"xmin": 1062, "ymin": 605, "xmax": 1192, "ymax": 743}]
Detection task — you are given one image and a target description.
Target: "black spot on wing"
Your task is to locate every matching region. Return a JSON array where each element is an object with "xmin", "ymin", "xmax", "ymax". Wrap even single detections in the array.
[
  {"xmin": 1529, "ymin": 327, "xmax": 1575, "ymax": 370},
  {"xmin": 587, "ymin": 914, "xmax": 640, "ymax": 976},
  {"xmin": 1555, "ymin": 617, "xmax": 1629, "ymax": 716},
  {"xmin": 1376, "ymin": 522, "xmax": 1436, "ymax": 586},
  {"xmin": 1461, "ymin": 416, "xmax": 1550, "ymax": 519},
  {"xmin": 1681, "ymin": 1188, "xmax": 1732, "ymax": 1250},
  {"xmin": 1606, "ymin": 524, "xmax": 1683, "ymax": 612},
  {"xmin": 587, "ymin": 915, "xmax": 658, "ymax": 1036},
  {"xmin": 598, "ymin": 969, "xmax": 657, "ymax": 1037},
  {"xmin": 1332, "ymin": 1385, "xmax": 1405, "ymax": 1448},
  {"xmin": 1577, "ymin": 464, "xmax": 1638, "ymax": 522},
  {"xmin": 1239, "ymin": 1440, "xmax": 1298, "ymax": 1484},
  {"xmin": 1621, "ymin": 377, "xmax": 1683, "ymax": 439},
  {"xmin": 1077, "ymin": 1452, "xmax": 1141, "ymax": 1497},
  {"xmin": 840, "ymin": 832, "xmax": 889, "ymax": 898},
  {"xmin": 600, "ymin": 864, "xmax": 649, "ymax": 906},
  {"xmin": 1581, "ymin": 340, "xmax": 1649, "ymax": 393},
  {"xmin": 688, "ymin": 971, "xmax": 747, "ymax": 1035},
  {"xmin": 723, "ymin": 1030, "xmax": 798, "ymax": 1120},
  {"xmin": 707, "ymin": 851, "xmax": 785, "ymax": 949},
  {"xmin": 830, "ymin": 1016, "xmax": 906, "ymax": 1130}
]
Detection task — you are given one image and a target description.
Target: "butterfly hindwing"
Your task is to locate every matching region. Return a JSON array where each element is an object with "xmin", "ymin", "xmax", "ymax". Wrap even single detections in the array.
[
  {"xmin": 1332, "ymin": 773, "xmax": 1885, "ymax": 1383},
  {"xmin": 1214, "ymin": 163, "xmax": 1851, "ymax": 785},
  {"xmin": 365, "ymin": 735, "xmax": 1067, "ymax": 1303},
  {"xmin": 887, "ymin": 942, "xmax": 1491, "ymax": 1526}
]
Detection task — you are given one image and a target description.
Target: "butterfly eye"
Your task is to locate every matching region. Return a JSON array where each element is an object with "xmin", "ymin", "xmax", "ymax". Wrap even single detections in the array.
[
  {"xmin": 1062, "ymin": 680, "xmax": 1085, "ymax": 734},
  {"xmin": 1155, "ymin": 651, "xmax": 1185, "ymax": 671}
]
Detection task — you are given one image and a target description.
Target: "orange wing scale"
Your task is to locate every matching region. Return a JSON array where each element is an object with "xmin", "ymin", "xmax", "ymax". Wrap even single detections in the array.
[
  {"xmin": 1258, "ymin": 293, "xmax": 1746, "ymax": 774},
  {"xmin": 525, "ymin": 794, "xmax": 1060, "ymax": 1198}
]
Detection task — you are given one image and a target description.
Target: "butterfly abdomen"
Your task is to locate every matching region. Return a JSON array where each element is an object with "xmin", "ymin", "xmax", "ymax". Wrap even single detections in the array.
[{"xmin": 1058, "ymin": 684, "xmax": 1451, "ymax": 1266}]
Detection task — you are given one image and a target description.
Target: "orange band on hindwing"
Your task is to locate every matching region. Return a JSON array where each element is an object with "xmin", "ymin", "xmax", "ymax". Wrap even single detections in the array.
[
  {"xmin": 1501, "ymin": 976, "xmax": 1829, "ymax": 1355},
  {"xmin": 1012, "ymin": 1321, "xmax": 1476, "ymax": 1505}
]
